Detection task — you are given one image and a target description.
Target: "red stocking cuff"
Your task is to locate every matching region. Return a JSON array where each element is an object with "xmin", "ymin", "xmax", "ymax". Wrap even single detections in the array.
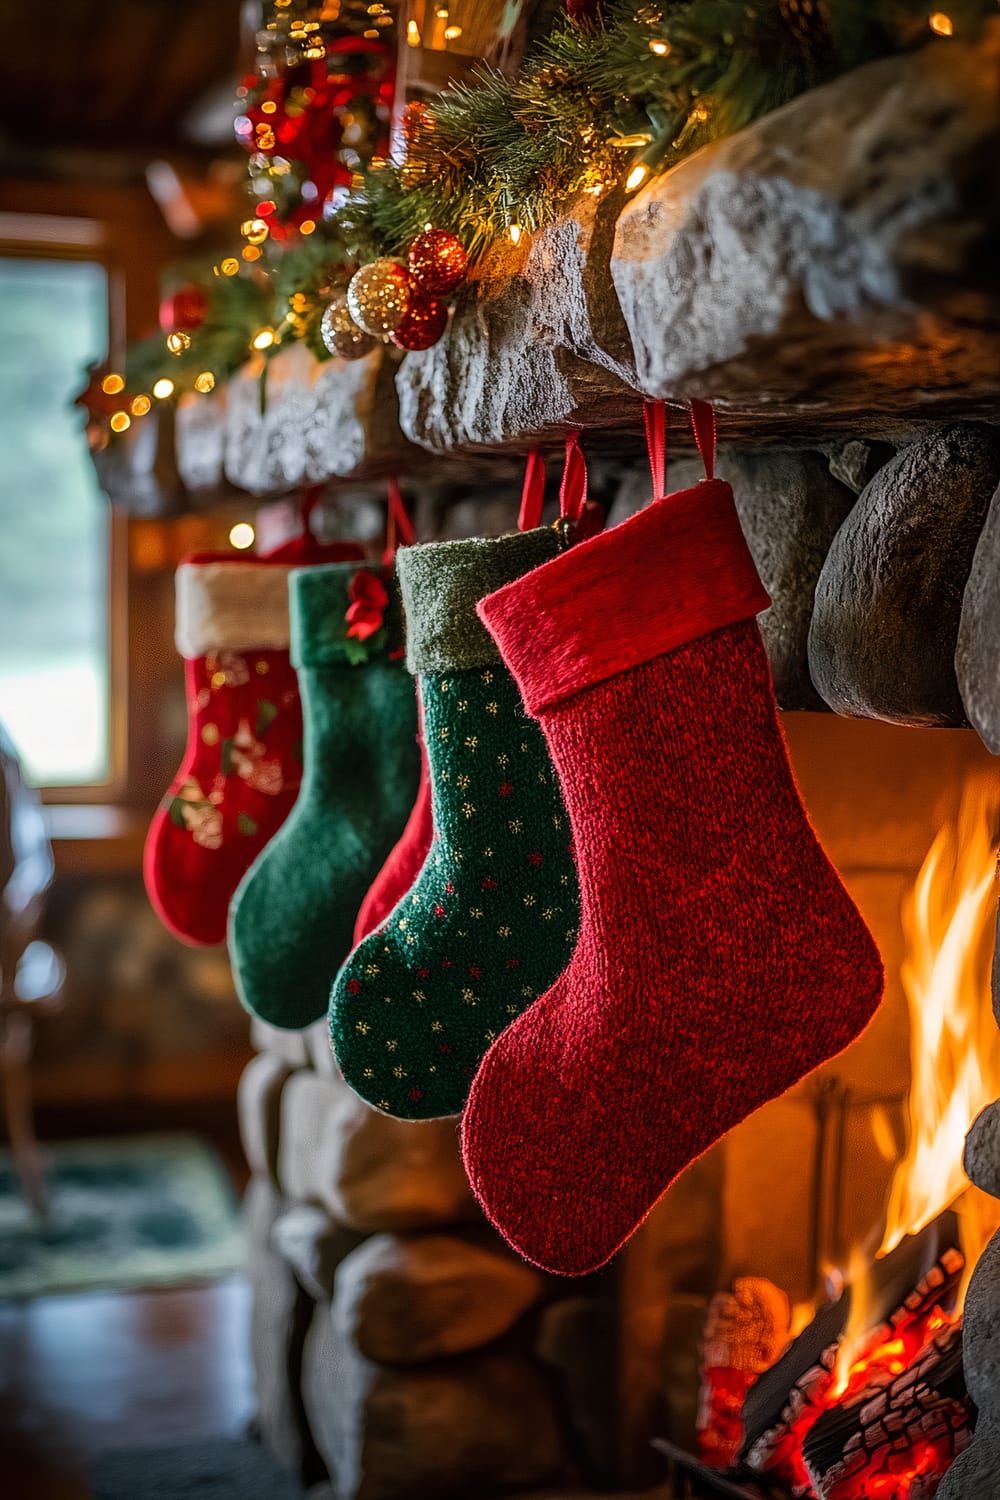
[{"xmin": 477, "ymin": 479, "xmax": 770, "ymax": 715}]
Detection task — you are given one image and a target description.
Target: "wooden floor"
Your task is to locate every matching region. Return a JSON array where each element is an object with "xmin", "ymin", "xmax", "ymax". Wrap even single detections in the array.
[
  {"xmin": 0, "ymin": 1108, "xmax": 255, "ymax": 1500},
  {"xmin": 0, "ymin": 1278, "xmax": 255, "ymax": 1499}
]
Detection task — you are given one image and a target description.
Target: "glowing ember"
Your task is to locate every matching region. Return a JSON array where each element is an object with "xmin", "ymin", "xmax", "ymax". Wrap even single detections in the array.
[{"xmin": 739, "ymin": 779, "xmax": 1000, "ymax": 1499}]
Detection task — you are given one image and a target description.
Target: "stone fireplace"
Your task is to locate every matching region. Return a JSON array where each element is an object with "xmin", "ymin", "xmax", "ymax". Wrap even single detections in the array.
[
  {"xmin": 170, "ymin": 20, "xmax": 1000, "ymax": 1498},
  {"xmin": 236, "ymin": 440, "xmax": 1000, "ymax": 1498}
]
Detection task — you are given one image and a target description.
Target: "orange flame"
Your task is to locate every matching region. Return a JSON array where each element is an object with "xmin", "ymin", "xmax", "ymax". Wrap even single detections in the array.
[
  {"xmin": 830, "ymin": 776, "xmax": 1000, "ymax": 1396},
  {"xmin": 880, "ymin": 774, "xmax": 1000, "ymax": 1274}
]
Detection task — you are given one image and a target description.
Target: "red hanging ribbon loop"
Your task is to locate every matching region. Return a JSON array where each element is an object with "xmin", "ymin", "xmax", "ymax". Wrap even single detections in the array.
[
  {"xmin": 518, "ymin": 448, "xmax": 546, "ymax": 532},
  {"xmin": 384, "ymin": 476, "xmax": 415, "ymax": 563},
  {"xmin": 559, "ymin": 431, "xmax": 587, "ymax": 522},
  {"xmin": 643, "ymin": 400, "xmax": 667, "ymax": 500},
  {"xmin": 690, "ymin": 398, "xmax": 716, "ymax": 481},
  {"xmin": 299, "ymin": 483, "xmax": 324, "ymax": 535}
]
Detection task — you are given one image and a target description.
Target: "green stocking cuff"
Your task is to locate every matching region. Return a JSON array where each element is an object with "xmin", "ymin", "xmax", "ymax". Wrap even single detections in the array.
[
  {"xmin": 291, "ymin": 562, "xmax": 404, "ymax": 669},
  {"xmin": 399, "ymin": 528, "xmax": 562, "ymax": 675}
]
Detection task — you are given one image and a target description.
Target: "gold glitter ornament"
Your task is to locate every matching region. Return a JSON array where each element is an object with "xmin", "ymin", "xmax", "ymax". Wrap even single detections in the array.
[
  {"xmin": 347, "ymin": 259, "xmax": 412, "ymax": 338},
  {"xmin": 320, "ymin": 295, "xmax": 378, "ymax": 360}
]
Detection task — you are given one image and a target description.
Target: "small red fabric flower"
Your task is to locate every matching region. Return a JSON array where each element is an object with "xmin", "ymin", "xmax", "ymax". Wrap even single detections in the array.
[
  {"xmin": 528, "ymin": 852, "xmax": 544, "ymax": 867},
  {"xmin": 499, "ymin": 782, "xmax": 513, "ymax": 797},
  {"xmin": 345, "ymin": 569, "xmax": 389, "ymax": 641},
  {"xmin": 347, "ymin": 978, "xmax": 361, "ymax": 995},
  {"xmin": 482, "ymin": 876, "xmax": 497, "ymax": 890}
]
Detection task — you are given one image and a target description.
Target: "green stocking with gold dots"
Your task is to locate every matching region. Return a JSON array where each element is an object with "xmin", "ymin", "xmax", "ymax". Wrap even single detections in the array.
[{"xmin": 328, "ymin": 529, "xmax": 580, "ymax": 1121}]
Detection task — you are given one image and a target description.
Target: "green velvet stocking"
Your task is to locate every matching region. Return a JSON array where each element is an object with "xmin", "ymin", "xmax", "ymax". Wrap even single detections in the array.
[
  {"xmin": 228, "ymin": 562, "xmax": 419, "ymax": 1031},
  {"xmin": 328, "ymin": 529, "xmax": 580, "ymax": 1119}
]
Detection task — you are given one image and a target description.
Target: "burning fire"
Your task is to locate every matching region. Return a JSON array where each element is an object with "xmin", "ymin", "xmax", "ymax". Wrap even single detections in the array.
[
  {"xmin": 830, "ymin": 776, "xmax": 1000, "ymax": 1406},
  {"xmin": 880, "ymin": 773, "xmax": 1000, "ymax": 1270},
  {"xmin": 740, "ymin": 777, "xmax": 1000, "ymax": 1500}
]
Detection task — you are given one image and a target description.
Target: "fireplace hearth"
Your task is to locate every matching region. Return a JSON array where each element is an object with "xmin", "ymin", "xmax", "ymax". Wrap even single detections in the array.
[{"xmin": 239, "ymin": 712, "xmax": 999, "ymax": 1500}]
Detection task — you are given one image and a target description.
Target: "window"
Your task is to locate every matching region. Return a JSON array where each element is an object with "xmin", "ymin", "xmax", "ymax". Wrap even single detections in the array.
[{"xmin": 0, "ymin": 256, "xmax": 110, "ymax": 789}]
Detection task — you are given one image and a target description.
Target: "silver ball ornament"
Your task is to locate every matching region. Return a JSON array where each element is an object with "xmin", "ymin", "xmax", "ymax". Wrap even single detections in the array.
[{"xmin": 320, "ymin": 295, "xmax": 378, "ymax": 360}]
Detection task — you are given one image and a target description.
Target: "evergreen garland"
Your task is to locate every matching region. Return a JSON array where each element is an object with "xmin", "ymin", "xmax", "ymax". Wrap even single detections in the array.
[{"xmin": 102, "ymin": 0, "xmax": 992, "ymax": 412}]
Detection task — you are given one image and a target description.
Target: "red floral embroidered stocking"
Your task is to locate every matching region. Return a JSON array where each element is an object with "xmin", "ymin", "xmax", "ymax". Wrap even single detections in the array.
[
  {"xmin": 144, "ymin": 543, "xmax": 359, "ymax": 946},
  {"xmin": 461, "ymin": 405, "xmax": 884, "ymax": 1275}
]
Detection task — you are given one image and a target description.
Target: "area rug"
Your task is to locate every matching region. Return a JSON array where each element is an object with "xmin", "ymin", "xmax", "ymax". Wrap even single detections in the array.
[
  {"xmin": 0, "ymin": 1132, "xmax": 244, "ymax": 1298},
  {"xmin": 89, "ymin": 1436, "xmax": 307, "ymax": 1500}
]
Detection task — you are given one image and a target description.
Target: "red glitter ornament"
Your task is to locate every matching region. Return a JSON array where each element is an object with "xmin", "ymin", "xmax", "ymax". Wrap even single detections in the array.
[
  {"xmin": 391, "ymin": 294, "xmax": 448, "ymax": 352},
  {"xmin": 407, "ymin": 230, "xmax": 468, "ymax": 297},
  {"xmin": 159, "ymin": 285, "xmax": 209, "ymax": 334}
]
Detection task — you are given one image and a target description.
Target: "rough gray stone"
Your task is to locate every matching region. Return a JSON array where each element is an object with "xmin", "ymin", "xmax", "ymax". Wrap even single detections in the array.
[
  {"xmin": 238, "ymin": 1052, "xmax": 292, "ymax": 1185},
  {"xmin": 808, "ymin": 424, "xmax": 1000, "ymax": 725},
  {"xmin": 964, "ymin": 1101, "xmax": 1000, "ymax": 1200},
  {"xmin": 396, "ymin": 191, "xmax": 636, "ymax": 455},
  {"xmin": 937, "ymin": 1440, "xmax": 1000, "ymax": 1500},
  {"xmin": 221, "ymin": 341, "xmax": 417, "ymax": 494},
  {"xmin": 251, "ymin": 1016, "xmax": 312, "ymax": 1068},
  {"xmin": 657, "ymin": 449, "xmax": 855, "ymax": 708},
  {"xmin": 956, "ymin": 481, "xmax": 1000, "ymax": 751},
  {"xmin": 612, "ymin": 26, "xmax": 1000, "ymax": 430},
  {"xmin": 728, "ymin": 451, "xmax": 856, "ymax": 709},
  {"xmin": 276, "ymin": 1070, "xmax": 477, "ymax": 1233},
  {"xmin": 827, "ymin": 439, "xmax": 895, "ymax": 496},
  {"xmin": 536, "ymin": 1295, "xmax": 618, "ymax": 1485},
  {"xmin": 175, "ymin": 387, "xmax": 228, "ymax": 495},
  {"xmin": 272, "ymin": 1203, "xmax": 363, "ymax": 1302},
  {"xmin": 936, "ymin": 1228, "xmax": 1000, "ymax": 1500},
  {"xmin": 304, "ymin": 1018, "xmax": 340, "ymax": 1081},
  {"xmin": 335, "ymin": 1231, "xmax": 545, "ymax": 1365},
  {"xmin": 245, "ymin": 1176, "xmax": 325, "ymax": 1485},
  {"xmin": 302, "ymin": 1312, "xmax": 566, "ymax": 1500}
]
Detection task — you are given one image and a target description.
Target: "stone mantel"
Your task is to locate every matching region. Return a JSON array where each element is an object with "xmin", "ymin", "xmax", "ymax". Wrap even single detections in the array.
[{"xmin": 169, "ymin": 22, "xmax": 999, "ymax": 496}]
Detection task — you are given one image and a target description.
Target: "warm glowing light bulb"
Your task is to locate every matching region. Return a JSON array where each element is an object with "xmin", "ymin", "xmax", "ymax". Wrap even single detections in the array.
[
  {"xmin": 300, "ymin": 219, "xmax": 316, "ymax": 235},
  {"xmin": 508, "ymin": 223, "xmax": 522, "ymax": 245},
  {"xmin": 221, "ymin": 257, "xmax": 240, "ymax": 276},
  {"xmin": 649, "ymin": 39, "xmax": 670, "ymax": 55},
  {"xmin": 152, "ymin": 378, "xmax": 175, "ymax": 400},
  {"xmin": 165, "ymin": 331, "xmax": 191, "ymax": 355},
  {"xmin": 444, "ymin": 24, "xmax": 462, "ymax": 39},
  {"xmin": 101, "ymin": 373, "xmax": 125, "ymax": 395},
  {"xmin": 261, "ymin": 100, "xmax": 277, "ymax": 114},
  {"xmin": 251, "ymin": 327, "xmax": 277, "ymax": 351},
  {"xmin": 625, "ymin": 163, "xmax": 649, "ymax": 191},
  {"xmin": 242, "ymin": 245, "xmax": 262, "ymax": 263},
  {"xmin": 241, "ymin": 218, "xmax": 270, "ymax": 245},
  {"xmin": 406, "ymin": 18, "xmax": 420, "ymax": 44},
  {"xmin": 229, "ymin": 522, "xmax": 256, "ymax": 550},
  {"xmin": 929, "ymin": 11, "xmax": 953, "ymax": 34},
  {"xmin": 194, "ymin": 371, "xmax": 216, "ymax": 393},
  {"xmin": 110, "ymin": 412, "xmax": 131, "ymax": 433},
  {"xmin": 130, "ymin": 394, "xmax": 151, "ymax": 416},
  {"xmin": 436, "ymin": 5, "xmax": 449, "ymax": 15}
]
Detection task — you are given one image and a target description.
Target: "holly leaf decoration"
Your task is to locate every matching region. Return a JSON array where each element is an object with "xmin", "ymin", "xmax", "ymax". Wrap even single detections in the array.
[
  {"xmin": 256, "ymin": 698, "xmax": 278, "ymax": 738},
  {"xmin": 168, "ymin": 797, "xmax": 187, "ymax": 829},
  {"xmin": 237, "ymin": 813, "xmax": 259, "ymax": 837},
  {"xmin": 350, "ymin": 625, "xmax": 389, "ymax": 665},
  {"xmin": 221, "ymin": 738, "xmax": 234, "ymax": 775}
]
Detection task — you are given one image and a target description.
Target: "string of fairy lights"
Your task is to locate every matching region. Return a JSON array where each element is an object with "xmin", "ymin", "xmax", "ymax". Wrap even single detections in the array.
[{"xmin": 88, "ymin": 1, "xmax": 988, "ymax": 447}]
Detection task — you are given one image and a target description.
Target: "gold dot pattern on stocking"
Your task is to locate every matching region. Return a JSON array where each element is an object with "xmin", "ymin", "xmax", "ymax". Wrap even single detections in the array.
[{"xmin": 330, "ymin": 667, "xmax": 579, "ymax": 1119}]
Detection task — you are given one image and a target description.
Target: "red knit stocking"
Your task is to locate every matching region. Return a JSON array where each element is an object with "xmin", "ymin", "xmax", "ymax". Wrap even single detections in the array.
[
  {"xmin": 352, "ymin": 696, "xmax": 432, "ymax": 945},
  {"xmin": 462, "ymin": 407, "xmax": 884, "ymax": 1276},
  {"xmin": 144, "ymin": 536, "xmax": 361, "ymax": 946}
]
